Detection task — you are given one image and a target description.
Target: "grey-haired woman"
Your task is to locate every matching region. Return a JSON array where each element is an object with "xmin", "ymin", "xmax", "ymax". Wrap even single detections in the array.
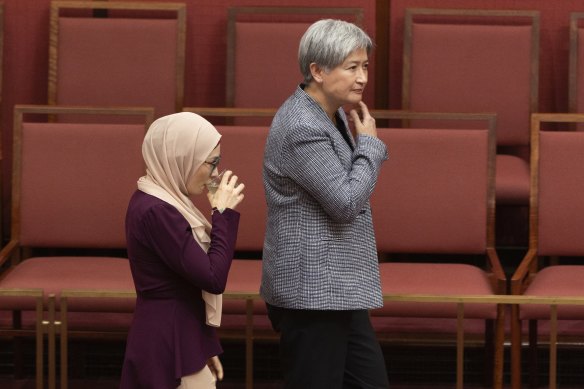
[{"xmin": 261, "ymin": 19, "xmax": 390, "ymax": 388}]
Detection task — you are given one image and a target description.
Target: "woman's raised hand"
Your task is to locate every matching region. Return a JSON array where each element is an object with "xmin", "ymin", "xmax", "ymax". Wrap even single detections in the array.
[
  {"xmin": 207, "ymin": 170, "xmax": 245, "ymax": 211},
  {"xmin": 349, "ymin": 101, "xmax": 377, "ymax": 138}
]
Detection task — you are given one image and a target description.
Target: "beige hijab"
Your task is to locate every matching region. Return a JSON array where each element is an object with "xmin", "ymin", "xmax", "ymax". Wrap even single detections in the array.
[{"xmin": 137, "ymin": 112, "xmax": 223, "ymax": 327}]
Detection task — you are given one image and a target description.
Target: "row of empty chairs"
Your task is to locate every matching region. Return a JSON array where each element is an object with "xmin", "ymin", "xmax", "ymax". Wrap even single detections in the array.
[
  {"xmin": 2, "ymin": 106, "xmax": 584, "ymax": 389},
  {"xmin": 31, "ymin": 2, "xmax": 584, "ymax": 206},
  {"xmin": 1, "ymin": 3, "xmax": 584, "ymax": 206},
  {"xmin": 2, "ymin": 2, "xmax": 584, "ymax": 389}
]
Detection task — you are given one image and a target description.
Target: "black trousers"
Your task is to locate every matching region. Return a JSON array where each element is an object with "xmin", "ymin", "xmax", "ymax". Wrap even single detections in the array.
[{"xmin": 266, "ymin": 304, "xmax": 389, "ymax": 389}]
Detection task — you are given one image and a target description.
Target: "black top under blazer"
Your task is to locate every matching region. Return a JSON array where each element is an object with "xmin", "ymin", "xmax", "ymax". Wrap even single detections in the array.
[{"xmin": 261, "ymin": 85, "xmax": 388, "ymax": 310}]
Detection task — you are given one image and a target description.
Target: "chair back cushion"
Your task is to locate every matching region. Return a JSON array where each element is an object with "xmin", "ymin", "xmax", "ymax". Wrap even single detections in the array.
[
  {"xmin": 537, "ymin": 131, "xmax": 584, "ymax": 255},
  {"xmin": 372, "ymin": 128, "xmax": 490, "ymax": 254},
  {"xmin": 407, "ymin": 22, "xmax": 534, "ymax": 146},
  {"xmin": 18, "ymin": 122, "xmax": 144, "ymax": 247},
  {"xmin": 56, "ymin": 17, "xmax": 179, "ymax": 117},
  {"xmin": 192, "ymin": 126, "xmax": 268, "ymax": 251},
  {"xmin": 233, "ymin": 22, "xmax": 309, "ymax": 110}
]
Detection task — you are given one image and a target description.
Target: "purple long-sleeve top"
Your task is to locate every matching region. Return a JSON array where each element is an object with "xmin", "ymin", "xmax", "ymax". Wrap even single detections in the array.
[{"xmin": 120, "ymin": 190, "xmax": 240, "ymax": 389}]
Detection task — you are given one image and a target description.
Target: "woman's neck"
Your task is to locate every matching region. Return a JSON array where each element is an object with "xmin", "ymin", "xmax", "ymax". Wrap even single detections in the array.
[{"xmin": 304, "ymin": 83, "xmax": 338, "ymax": 122}]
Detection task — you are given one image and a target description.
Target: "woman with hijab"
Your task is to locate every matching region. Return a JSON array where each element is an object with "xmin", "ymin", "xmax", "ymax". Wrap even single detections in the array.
[{"xmin": 120, "ymin": 112, "xmax": 245, "ymax": 389}]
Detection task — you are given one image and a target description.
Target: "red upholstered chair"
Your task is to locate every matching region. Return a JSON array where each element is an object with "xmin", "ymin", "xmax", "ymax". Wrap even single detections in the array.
[
  {"xmin": 402, "ymin": 9, "xmax": 540, "ymax": 207},
  {"xmin": 48, "ymin": 1, "xmax": 186, "ymax": 119},
  {"xmin": 370, "ymin": 112, "xmax": 506, "ymax": 388},
  {"xmin": 225, "ymin": 6, "xmax": 363, "ymax": 125},
  {"xmin": 0, "ymin": 105, "xmax": 152, "ymax": 389},
  {"xmin": 510, "ymin": 113, "xmax": 584, "ymax": 389}
]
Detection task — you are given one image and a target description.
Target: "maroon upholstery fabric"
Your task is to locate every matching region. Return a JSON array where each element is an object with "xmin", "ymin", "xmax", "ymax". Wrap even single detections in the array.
[
  {"xmin": 371, "ymin": 127, "xmax": 497, "ymax": 324},
  {"xmin": 521, "ymin": 266, "xmax": 584, "ymax": 320},
  {"xmin": 409, "ymin": 23, "xmax": 533, "ymax": 146},
  {"xmin": 190, "ymin": 126, "xmax": 268, "ymax": 325},
  {"xmin": 0, "ymin": 116, "xmax": 145, "ymax": 331},
  {"xmin": 0, "ymin": 257, "xmax": 135, "ymax": 312},
  {"xmin": 537, "ymin": 131, "xmax": 584, "ymax": 256},
  {"xmin": 407, "ymin": 21, "xmax": 535, "ymax": 205},
  {"xmin": 223, "ymin": 260, "xmax": 266, "ymax": 315},
  {"xmin": 372, "ymin": 128, "xmax": 489, "ymax": 254},
  {"xmin": 19, "ymin": 122, "xmax": 144, "ymax": 247},
  {"xmin": 0, "ymin": 310, "xmax": 37, "ymax": 330},
  {"xmin": 376, "ymin": 263, "xmax": 498, "ymax": 319},
  {"xmin": 192, "ymin": 126, "xmax": 268, "ymax": 251},
  {"xmin": 233, "ymin": 22, "xmax": 309, "ymax": 110},
  {"xmin": 221, "ymin": 260, "xmax": 270, "ymax": 333},
  {"xmin": 57, "ymin": 18, "xmax": 178, "ymax": 117},
  {"xmin": 495, "ymin": 154, "xmax": 530, "ymax": 205}
]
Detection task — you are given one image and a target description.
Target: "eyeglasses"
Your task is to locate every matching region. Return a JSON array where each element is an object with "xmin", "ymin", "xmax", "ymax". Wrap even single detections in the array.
[{"xmin": 204, "ymin": 156, "xmax": 221, "ymax": 175}]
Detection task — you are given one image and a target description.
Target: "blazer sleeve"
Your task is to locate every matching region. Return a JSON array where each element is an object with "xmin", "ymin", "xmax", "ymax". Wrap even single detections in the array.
[
  {"xmin": 281, "ymin": 122, "xmax": 388, "ymax": 223},
  {"xmin": 140, "ymin": 203, "xmax": 240, "ymax": 294}
]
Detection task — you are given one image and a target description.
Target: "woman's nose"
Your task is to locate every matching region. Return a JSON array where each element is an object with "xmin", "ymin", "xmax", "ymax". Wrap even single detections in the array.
[{"xmin": 357, "ymin": 68, "xmax": 367, "ymax": 83}]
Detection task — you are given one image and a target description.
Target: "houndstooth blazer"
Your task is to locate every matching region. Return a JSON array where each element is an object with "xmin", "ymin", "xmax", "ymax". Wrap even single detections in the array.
[{"xmin": 260, "ymin": 85, "xmax": 388, "ymax": 310}]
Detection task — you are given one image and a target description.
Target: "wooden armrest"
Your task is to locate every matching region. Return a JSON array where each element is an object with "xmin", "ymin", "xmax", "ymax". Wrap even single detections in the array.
[{"xmin": 0, "ymin": 240, "xmax": 20, "ymax": 268}]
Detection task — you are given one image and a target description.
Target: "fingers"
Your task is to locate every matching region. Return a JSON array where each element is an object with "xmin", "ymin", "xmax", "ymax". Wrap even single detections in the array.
[
  {"xmin": 210, "ymin": 170, "xmax": 245, "ymax": 211},
  {"xmin": 349, "ymin": 108, "xmax": 361, "ymax": 124},
  {"xmin": 358, "ymin": 101, "xmax": 372, "ymax": 120},
  {"xmin": 349, "ymin": 101, "xmax": 371, "ymax": 124},
  {"xmin": 208, "ymin": 356, "xmax": 224, "ymax": 381},
  {"xmin": 351, "ymin": 101, "xmax": 377, "ymax": 138},
  {"xmin": 221, "ymin": 171, "xmax": 245, "ymax": 194}
]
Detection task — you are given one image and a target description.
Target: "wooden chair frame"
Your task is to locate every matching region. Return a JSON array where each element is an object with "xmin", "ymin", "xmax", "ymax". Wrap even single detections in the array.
[
  {"xmin": 510, "ymin": 112, "xmax": 584, "ymax": 389},
  {"xmin": 374, "ymin": 111, "xmax": 504, "ymax": 388},
  {"xmin": 58, "ymin": 290, "xmax": 136, "ymax": 389},
  {"xmin": 225, "ymin": 6, "xmax": 363, "ymax": 108},
  {"xmin": 402, "ymin": 7, "xmax": 538, "ymax": 200},
  {"xmin": 48, "ymin": 1, "xmax": 187, "ymax": 112},
  {"xmin": 0, "ymin": 288, "xmax": 43, "ymax": 389},
  {"xmin": 569, "ymin": 13, "xmax": 584, "ymax": 112},
  {"xmin": 10, "ymin": 105, "xmax": 153, "ymax": 247},
  {"xmin": 386, "ymin": 293, "xmax": 584, "ymax": 389}
]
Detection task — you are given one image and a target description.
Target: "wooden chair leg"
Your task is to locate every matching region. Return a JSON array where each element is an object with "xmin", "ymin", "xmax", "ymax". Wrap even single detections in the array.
[
  {"xmin": 548, "ymin": 306, "xmax": 557, "ymax": 389},
  {"xmin": 60, "ymin": 297, "xmax": 68, "ymax": 389},
  {"xmin": 47, "ymin": 295, "xmax": 56, "ymax": 389},
  {"xmin": 493, "ymin": 305, "xmax": 505, "ymax": 389},
  {"xmin": 455, "ymin": 303, "xmax": 464, "ymax": 389},
  {"xmin": 510, "ymin": 304, "xmax": 522, "ymax": 389},
  {"xmin": 12, "ymin": 310, "xmax": 24, "ymax": 378},
  {"xmin": 36, "ymin": 297, "xmax": 44, "ymax": 389},
  {"xmin": 483, "ymin": 318, "xmax": 494, "ymax": 387},
  {"xmin": 245, "ymin": 299, "xmax": 254, "ymax": 389},
  {"xmin": 528, "ymin": 320, "xmax": 538, "ymax": 388}
]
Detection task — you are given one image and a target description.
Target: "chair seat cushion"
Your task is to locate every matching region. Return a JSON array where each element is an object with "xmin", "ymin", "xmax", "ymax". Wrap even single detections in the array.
[
  {"xmin": 520, "ymin": 265, "xmax": 584, "ymax": 320},
  {"xmin": 495, "ymin": 154, "xmax": 530, "ymax": 205},
  {"xmin": 375, "ymin": 262, "xmax": 498, "ymax": 319},
  {"xmin": 223, "ymin": 259, "xmax": 266, "ymax": 315},
  {"xmin": 0, "ymin": 257, "xmax": 135, "ymax": 312}
]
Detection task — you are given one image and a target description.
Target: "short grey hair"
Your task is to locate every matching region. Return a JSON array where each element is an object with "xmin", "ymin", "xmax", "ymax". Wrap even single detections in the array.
[{"xmin": 298, "ymin": 19, "xmax": 373, "ymax": 84}]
